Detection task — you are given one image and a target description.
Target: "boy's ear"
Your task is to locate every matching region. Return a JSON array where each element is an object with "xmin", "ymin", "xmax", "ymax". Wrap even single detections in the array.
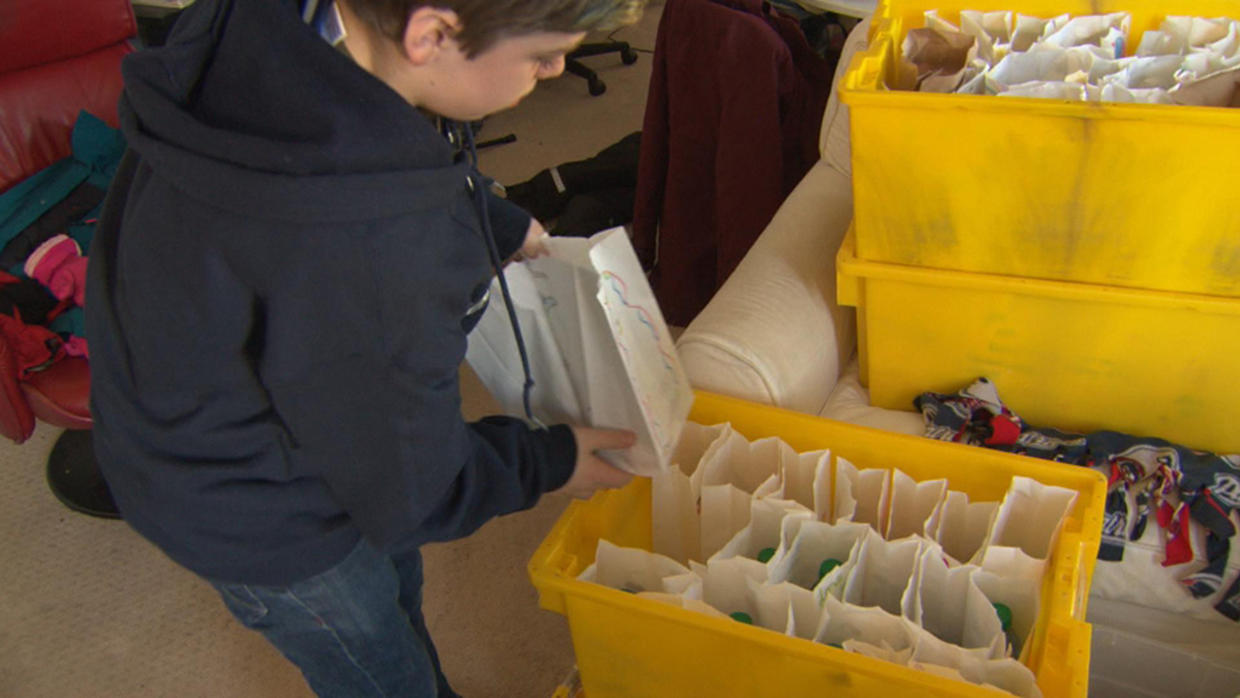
[{"xmin": 401, "ymin": 7, "xmax": 461, "ymax": 65}]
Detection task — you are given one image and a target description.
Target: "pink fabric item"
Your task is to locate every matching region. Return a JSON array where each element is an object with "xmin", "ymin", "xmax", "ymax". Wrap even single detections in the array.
[
  {"xmin": 24, "ymin": 234, "xmax": 88, "ymax": 307},
  {"xmin": 64, "ymin": 336, "xmax": 89, "ymax": 359}
]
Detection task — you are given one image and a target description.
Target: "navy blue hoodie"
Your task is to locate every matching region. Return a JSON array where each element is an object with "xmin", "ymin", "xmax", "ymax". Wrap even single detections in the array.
[{"xmin": 85, "ymin": 0, "xmax": 576, "ymax": 586}]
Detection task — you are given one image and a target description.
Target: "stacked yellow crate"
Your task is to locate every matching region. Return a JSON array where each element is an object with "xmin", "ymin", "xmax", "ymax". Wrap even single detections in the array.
[{"xmin": 835, "ymin": 0, "xmax": 1240, "ymax": 454}]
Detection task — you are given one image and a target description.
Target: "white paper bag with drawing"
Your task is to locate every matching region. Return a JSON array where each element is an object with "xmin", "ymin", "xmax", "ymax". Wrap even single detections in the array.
[
  {"xmin": 842, "ymin": 529, "xmax": 923, "ymax": 617},
  {"xmin": 928, "ymin": 490, "xmax": 999, "ymax": 566},
  {"xmin": 886, "ymin": 469, "xmax": 948, "ymax": 540},
  {"xmin": 578, "ymin": 539, "xmax": 691, "ymax": 595},
  {"xmin": 769, "ymin": 518, "xmax": 870, "ymax": 594},
  {"xmin": 466, "ymin": 227, "xmax": 692, "ymax": 476},
  {"xmin": 464, "ymin": 264, "xmax": 582, "ymax": 425},
  {"xmin": 651, "ymin": 421, "xmax": 731, "ymax": 564},
  {"xmin": 834, "ymin": 458, "xmax": 890, "ymax": 533}
]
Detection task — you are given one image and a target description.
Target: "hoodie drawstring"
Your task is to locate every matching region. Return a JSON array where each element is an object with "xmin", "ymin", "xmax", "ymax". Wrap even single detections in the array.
[{"xmin": 460, "ymin": 122, "xmax": 546, "ymax": 430}]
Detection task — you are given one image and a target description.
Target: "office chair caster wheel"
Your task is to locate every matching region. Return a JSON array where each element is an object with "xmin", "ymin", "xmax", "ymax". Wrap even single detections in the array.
[
  {"xmin": 621, "ymin": 47, "xmax": 639, "ymax": 65},
  {"xmin": 588, "ymin": 78, "xmax": 606, "ymax": 96}
]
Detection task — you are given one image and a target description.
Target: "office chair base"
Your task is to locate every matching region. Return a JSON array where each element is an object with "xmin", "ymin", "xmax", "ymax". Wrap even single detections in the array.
[
  {"xmin": 46, "ymin": 430, "xmax": 122, "ymax": 519},
  {"xmin": 565, "ymin": 41, "xmax": 639, "ymax": 96}
]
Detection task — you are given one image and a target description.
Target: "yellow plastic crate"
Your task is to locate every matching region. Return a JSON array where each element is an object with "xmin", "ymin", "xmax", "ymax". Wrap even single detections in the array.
[
  {"xmin": 529, "ymin": 391, "xmax": 1106, "ymax": 698},
  {"xmin": 836, "ymin": 224, "xmax": 1240, "ymax": 455},
  {"xmin": 839, "ymin": 0, "xmax": 1240, "ymax": 297}
]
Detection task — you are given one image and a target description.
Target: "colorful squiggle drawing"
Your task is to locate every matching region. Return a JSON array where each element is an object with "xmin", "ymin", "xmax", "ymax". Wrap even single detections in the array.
[
  {"xmin": 600, "ymin": 271, "xmax": 677, "ymax": 372},
  {"xmin": 599, "ymin": 270, "xmax": 681, "ymax": 450}
]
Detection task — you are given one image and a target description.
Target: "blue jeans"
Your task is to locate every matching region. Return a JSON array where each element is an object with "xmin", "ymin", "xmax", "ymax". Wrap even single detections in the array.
[{"xmin": 211, "ymin": 539, "xmax": 459, "ymax": 698}]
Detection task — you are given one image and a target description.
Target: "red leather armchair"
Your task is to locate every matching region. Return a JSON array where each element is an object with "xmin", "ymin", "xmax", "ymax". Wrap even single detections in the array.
[{"xmin": 0, "ymin": 0, "xmax": 136, "ymax": 517}]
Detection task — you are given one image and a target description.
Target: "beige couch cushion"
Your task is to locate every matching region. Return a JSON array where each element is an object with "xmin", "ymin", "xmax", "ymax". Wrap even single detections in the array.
[
  {"xmin": 676, "ymin": 18, "xmax": 872, "ymax": 415},
  {"xmin": 820, "ymin": 18, "xmax": 870, "ymax": 178}
]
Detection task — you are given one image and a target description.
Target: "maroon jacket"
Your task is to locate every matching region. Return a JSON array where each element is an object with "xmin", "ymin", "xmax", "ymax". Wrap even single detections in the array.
[{"xmin": 632, "ymin": 0, "xmax": 831, "ymax": 326}]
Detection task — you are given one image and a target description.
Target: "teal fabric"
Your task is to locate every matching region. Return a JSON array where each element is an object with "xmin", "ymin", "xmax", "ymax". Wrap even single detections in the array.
[
  {"xmin": 49, "ymin": 307, "xmax": 85, "ymax": 339},
  {"xmin": 74, "ymin": 110, "xmax": 127, "ymax": 189},
  {"xmin": 0, "ymin": 160, "xmax": 86, "ymax": 251},
  {"xmin": 0, "ymin": 111, "xmax": 125, "ymax": 255}
]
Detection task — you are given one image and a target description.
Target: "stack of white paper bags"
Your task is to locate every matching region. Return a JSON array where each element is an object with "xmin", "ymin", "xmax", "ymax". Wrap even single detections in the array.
[
  {"xmin": 902, "ymin": 10, "xmax": 1240, "ymax": 106},
  {"xmin": 578, "ymin": 422, "xmax": 1080, "ymax": 698}
]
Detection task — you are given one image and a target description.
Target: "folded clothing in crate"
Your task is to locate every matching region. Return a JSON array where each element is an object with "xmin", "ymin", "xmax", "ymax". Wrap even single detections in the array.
[
  {"xmin": 917, "ymin": 377, "xmax": 1240, "ymax": 622},
  {"xmin": 578, "ymin": 419, "xmax": 1083, "ymax": 697}
]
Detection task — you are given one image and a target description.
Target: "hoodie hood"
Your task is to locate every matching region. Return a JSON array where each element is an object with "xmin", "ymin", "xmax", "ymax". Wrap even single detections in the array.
[{"xmin": 119, "ymin": 0, "xmax": 464, "ymax": 223}]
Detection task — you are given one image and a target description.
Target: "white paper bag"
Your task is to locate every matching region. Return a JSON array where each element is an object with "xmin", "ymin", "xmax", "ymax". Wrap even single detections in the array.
[
  {"xmin": 746, "ymin": 578, "xmax": 818, "ymax": 637},
  {"xmin": 635, "ymin": 592, "xmax": 728, "ymax": 619},
  {"xmin": 973, "ymin": 562, "xmax": 1042, "ymax": 661},
  {"xmin": 914, "ymin": 633, "xmax": 1043, "ymax": 698},
  {"xmin": 700, "ymin": 484, "xmax": 754, "ymax": 562},
  {"xmin": 929, "ymin": 490, "xmax": 999, "ymax": 566},
  {"xmin": 912, "ymin": 544, "xmax": 1006, "ymax": 653},
  {"xmin": 651, "ymin": 421, "xmax": 731, "ymax": 564},
  {"xmin": 579, "ymin": 539, "xmax": 692, "ymax": 594},
  {"xmin": 465, "ymin": 227, "xmax": 693, "ymax": 475},
  {"xmin": 886, "ymin": 469, "xmax": 948, "ymax": 541},
  {"xmin": 816, "ymin": 596, "xmax": 916, "ymax": 657},
  {"xmin": 972, "ymin": 658, "xmax": 1044, "ymax": 698},
  {"xmin": 701, "ymin": 558, "xmax": 781, "ymax": 630},
  {"xmin": 989, "ymin": 476, "xmax": 1077, "ymax": 561},
  {"xmin": 842, "ymin": 529, "xmax": 923, "ymax": 617},
  {"xmin": 783, "ymin": 448, "xmax": 830, "ymax": 517},
  {"xmin": 464, "ymin": 265, "xmax": 582, "ymax": 425},
  {"xmin": 769, "ymin": 518, "xmax": 870, "ymax": 593},
  {"xmin": 834, "ymin": 458, "xmax": 890, "ymax": 533},
  {"xmin": 695, "ymin": 430, "xmax": 787, "ymax": 559},
  {"xmin": 712, "ymin": 497, "xmax": 813, "ymax": 576},
  {"xmin": 695, "ymin": 431, "xmax": 786, "ymax": 498},
  {"xmin": 661, "ymin": 569, "xmax": 703, "ymax": 599}
]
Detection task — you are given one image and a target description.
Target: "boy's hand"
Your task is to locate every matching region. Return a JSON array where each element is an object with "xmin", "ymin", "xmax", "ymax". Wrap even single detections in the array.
[
  {"xmin": 554, "ymin": 426, "xmax": 637, "ymax": 498},
  {"xmin": 514, "ymin": 218, "xmax": 551, "ymax": 261}
]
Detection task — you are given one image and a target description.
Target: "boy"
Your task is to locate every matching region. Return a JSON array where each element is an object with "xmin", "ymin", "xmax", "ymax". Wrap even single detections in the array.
[{"xmin": 85, "ymin": 0, "xmax": 646, "ymax": 695}]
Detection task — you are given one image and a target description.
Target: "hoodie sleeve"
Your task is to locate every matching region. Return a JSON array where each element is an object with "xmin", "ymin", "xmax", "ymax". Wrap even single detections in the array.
[
  {"xmin": 268, "ymin": 348, "xmax": 577, "ymax": 554},
  {"xmin": 260, "ymin": 203, "xmax": 575, "ymax": 555},
  {"xmin": 487, "ymin": 189, "xmax": 532, "ymax": 260}
]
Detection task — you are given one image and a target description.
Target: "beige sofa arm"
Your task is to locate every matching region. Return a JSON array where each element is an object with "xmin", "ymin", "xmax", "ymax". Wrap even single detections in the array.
[
  {"xmin": 676, "ymin": 161, "xmax": 856, "ymax": 415},
  {"xmin": 675, "ymin": 18, "xmax": 869, "ymax": 414}
]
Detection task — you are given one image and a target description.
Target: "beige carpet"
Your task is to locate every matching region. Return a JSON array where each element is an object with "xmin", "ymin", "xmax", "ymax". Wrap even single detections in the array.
[{"xmin": 0, "ymin": 7, "xmax": 662, "ymax": 697}]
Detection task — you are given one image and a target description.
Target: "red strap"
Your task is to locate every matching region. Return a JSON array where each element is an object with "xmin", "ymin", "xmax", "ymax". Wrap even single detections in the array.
[
  {"xmin": 0, "ymin": 312, "xmax": 63, "ymax": 375},
  {"xmin": 985, "ymin": 414, "xmax": 1021, "ymax": 445}
]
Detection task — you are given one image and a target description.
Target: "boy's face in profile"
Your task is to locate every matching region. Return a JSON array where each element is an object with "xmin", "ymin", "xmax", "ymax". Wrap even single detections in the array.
[{"xmin": 418, "ymin": 30, "xmax": 586, "ymax": 121}]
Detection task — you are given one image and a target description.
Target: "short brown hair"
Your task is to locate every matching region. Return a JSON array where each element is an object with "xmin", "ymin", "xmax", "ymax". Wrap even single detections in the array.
[{"xmin": 344, "ymin": 0, "xmax": 646, "ymax": 57}]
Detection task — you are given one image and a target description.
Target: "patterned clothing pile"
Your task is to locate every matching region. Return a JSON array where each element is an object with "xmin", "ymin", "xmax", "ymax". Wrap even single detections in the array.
[{"xmin": 916, "ymin": 377, "xmax": 1240, "ymax": 621}]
